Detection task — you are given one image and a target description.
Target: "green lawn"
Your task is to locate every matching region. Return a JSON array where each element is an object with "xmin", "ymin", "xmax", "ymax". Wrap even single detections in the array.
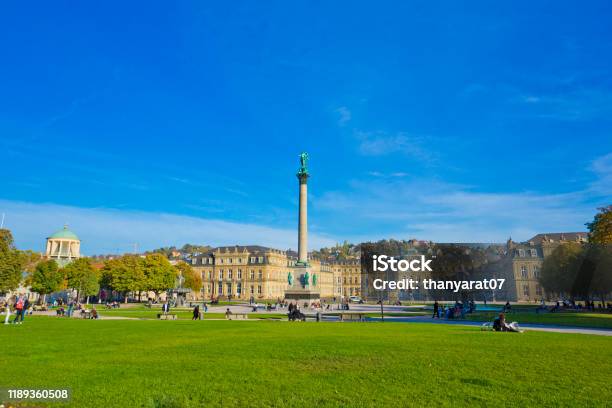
[
  {"xmin": 1, "ymin": 317, "xmax": 611, "ymax": 407},
  {"xmin": 97, "ymin": 308, "xmax": 287, "ymax": 320},
  {"xmin": 463, "ymin": 311, "xmax": 612, "ymax": 329}
]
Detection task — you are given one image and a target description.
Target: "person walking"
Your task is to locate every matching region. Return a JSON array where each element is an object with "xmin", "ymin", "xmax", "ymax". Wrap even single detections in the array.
[
  {"xmin": 162, "ymin": 301, "xmax": 170, "ymax": 315},
  {"xmin": 13, "ymin": 296, "xmax": 24, "ymax": 324},
  {"xmin": 67, "ymin": 300, "xmax": 74, "ymax": 318},
  {"xmin": 192, "ymin": 305, "xmax": 200, "ymax": 320},
  {"xmin": 3, "ymin": 301, "xmax": 11, "ymax": 324},
  {"xmin": 21, "ymin": 297, "xmax": 30, "ymax": 322},
  {"xmin": 432, "ymin": 301, "xmax": 439, "ymax": 319}
]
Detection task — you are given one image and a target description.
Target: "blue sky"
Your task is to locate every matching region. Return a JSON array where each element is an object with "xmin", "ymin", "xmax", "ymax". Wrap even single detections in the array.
[{"xmin": 1, "ymin": 1, "xmax": 611, "ymax": 254}]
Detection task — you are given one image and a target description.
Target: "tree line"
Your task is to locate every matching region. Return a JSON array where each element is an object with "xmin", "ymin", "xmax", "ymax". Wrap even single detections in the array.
[
  {"xmin": 539, "ymin": 206, "xmax": 612, "ymax": 303},
  {"xmin": 0, "ymin": 230, "xmax": 202, "ymax": 304}
]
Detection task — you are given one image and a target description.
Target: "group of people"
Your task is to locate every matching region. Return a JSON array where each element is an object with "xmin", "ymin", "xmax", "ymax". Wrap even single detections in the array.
[
  {"xmin": 2, "ymin": 295, "xmax": 30, "ymax": 324},
  {"xmin": 431, "ymin": 300, "xmax": 477, "ymax": 319}
]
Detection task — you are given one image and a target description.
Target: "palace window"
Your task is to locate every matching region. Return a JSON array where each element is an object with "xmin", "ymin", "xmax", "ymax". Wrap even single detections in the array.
[
  {"xmin": 208, "ymin": 271, "xmax": 212, "ymax": 279},
  {"xmin": 228, "ymin": 270, "xmax": 233, "ymax": 279},
  {"xmin": 250, "ymin": 285, "xmax": 254, "ymax": 294},
  {"xmin": 238, "ymin": 258, "xmax": 242, "ymax": 263},
  {"xmin": 218, "ymin": 282, "xmax": 223, "ymax": 294},
  {"xmin": 520, "ymin": 266, "xmax": 528, "ymax": 279},
  {"xmin": 536, "ymin": 284, "xmax": 542, "ymax": 296},
  {"xmin": 237, "ymin": 269, "xmax": 242, "ymax": 279},
  {"xmin": 237, "ymin": 282, "xmax": 242, "ymax": 295},
  {"xmin": 250, "ymin": 257, "xmax": 256, "ymax": 263},
  {"xmin": 343, "ymin": 277, "xmax": 347, "ymax": 284},
  {"xmin": 257, "ymin": 285, "xmax": 262, "ymax": 294},
  {"xmin": 219, "ymin": 270, "xmax": 224, "ymax": 279},
  {"xmin": 258, "ymin": 270, "xmax": 263, "ymax": 280},
  {"xmin": 530, "ymin": 249, "xmax": 538, "ymax": 257},
  {"xmin": 523, "ymin": 285, "xmax": 529, "ymax": 296},
  {"xmin": 229, "ymin": 258, "xmax": 233, "ymax": 264},
  {"xmin": 533, "ymin": 266, "xmax": 540, "ymax": 278},
  {"xmin": 207, "ymin": 284, "xmax": 211, "ymax": 293},
  {"xmin": 227, "ymin": 283, "xmax": 232, "ymax": 295},
  {"xmin": 191, "ymin": 258, "xmax": 196, "ymax": 265},
  {"xmin": 518, "ymin": 249, "xmax": 525, "ymax": 257},
  {"xmin": 250, "ymin": 270, "xmax": 255, "ymax": 279}
]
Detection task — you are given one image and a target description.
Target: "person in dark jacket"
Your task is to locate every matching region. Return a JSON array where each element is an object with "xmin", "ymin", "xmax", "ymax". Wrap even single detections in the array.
[
  {"xmin": 432, "ymin": 301, "xmax": 439, "ymax": 318},
  {"xmin": 192, "ymin": 305, "xmax": 200, "ymax": 320}
]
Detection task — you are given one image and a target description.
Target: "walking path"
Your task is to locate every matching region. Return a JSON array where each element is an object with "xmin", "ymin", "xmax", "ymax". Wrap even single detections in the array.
[
  {"xmin": 28, "ymin": 304, "xmax": 612, "ymax": 336},
  {"xmin": 367, "ymin": 315, "xmax": 612, "ymax": 336}
]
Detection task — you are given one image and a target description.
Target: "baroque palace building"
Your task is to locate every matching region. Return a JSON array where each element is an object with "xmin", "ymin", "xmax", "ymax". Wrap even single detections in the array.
[
  {"xmin": 503, "ymin": 232, "xmax": 588, "ymax": 302},
  {"xmin": 190, "ymin": 245, "xmax": 341, "ymax": 301},
  {"xmin": 331, "ymin": 259, "xmax": 362, "ymax": 298}
]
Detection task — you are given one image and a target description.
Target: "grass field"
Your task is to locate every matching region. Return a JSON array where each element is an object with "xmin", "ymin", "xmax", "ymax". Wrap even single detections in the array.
[
  {"xmin": 1, "ymin": 317, "xmax": 611, "ymax": 407},
  {"xmin": 463, "ymin": 311, "xmax": 612, "ymax": 329}
]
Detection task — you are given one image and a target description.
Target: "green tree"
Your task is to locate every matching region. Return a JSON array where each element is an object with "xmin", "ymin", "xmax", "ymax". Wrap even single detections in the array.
[
  {"xmin": 539, "ymin": 242, "xmax": 583, "ymax": 298},
  {"xmin": 143, "ymin": 254, "xmax": 177, "ymax": 299},
  {"xmin": 175, "ymin": 261, "xmax": 202, "ymax": 292},
  {"xmin": 586, "ymin": 205, "xmax": 612, "ymax": 244},
  {"xmin": 64, "ymin": 258, "xmax": 100, "ymax": 303},
  {"xmin": 0, "ymin": 229, "xmax": 23, "ymax": 293},
  {"xmin": 101, "ymin": 255, "xmax": 145, "ymax": 303},
  {"xmin": 430, "ymin": 244, "xmax": 489, "ymax": 301},
  {"xmin": 584, "ymin": 206, "xmax": 612, "ymax": 304},
  {"xmin": 30, "ymin": 259, "xmax": 64, "ymax": 304}
]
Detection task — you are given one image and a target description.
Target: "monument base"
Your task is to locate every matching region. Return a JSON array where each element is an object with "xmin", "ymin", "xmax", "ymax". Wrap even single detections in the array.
[
  {"xmin": 284, "ymin": 289, "xmax": 321, "ymax": 302},
  {"xmin": 284, "ymin": 265, "xmax": 320, "ymax": 302}
]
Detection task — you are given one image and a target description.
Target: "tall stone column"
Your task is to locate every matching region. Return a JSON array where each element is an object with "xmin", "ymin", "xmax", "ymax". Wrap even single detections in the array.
[{"xmin": 297, "ymin": 172, "xmax": 308, "ymax": 264}]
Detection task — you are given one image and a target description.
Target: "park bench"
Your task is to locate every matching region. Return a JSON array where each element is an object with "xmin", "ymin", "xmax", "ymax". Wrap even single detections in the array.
[
  {"xmin": 339, "ymin": 312, "xmax": 366, "ymax": 322},
  {"xmin": 225, "ymin": 313, "xmax": 248, "ymax": 320},
  {"xmin": 157, "ymin": 313, "xmax": 178, "ymax": 320},
  {"xmin": 33, "ymin": 305, "xmax": 48, "ymax": 312}
]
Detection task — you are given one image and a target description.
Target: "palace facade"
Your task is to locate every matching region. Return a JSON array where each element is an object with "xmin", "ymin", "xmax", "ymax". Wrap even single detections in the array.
[
  {"xmin": 190, "ymin": 245, "xmax": 344, "ymax": 301},
  {"xmin": 503, "ymin": 232, "xmax": 588, "ymax": 302}
]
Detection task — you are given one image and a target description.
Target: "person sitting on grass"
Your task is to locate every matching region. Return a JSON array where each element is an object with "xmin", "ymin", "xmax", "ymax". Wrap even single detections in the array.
[
  {"xmin": 493, "ymin": 313, "xmax": 522, "ymax": 333},
  {"xmin": 90, "ymin": 307, "xmax": 98, "ymax": 319}
]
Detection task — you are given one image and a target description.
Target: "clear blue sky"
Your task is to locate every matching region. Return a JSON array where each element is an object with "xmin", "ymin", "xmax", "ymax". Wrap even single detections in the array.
[{"xmin": 1, "ymin": 1, "xmax": 611, "ymax": 254}]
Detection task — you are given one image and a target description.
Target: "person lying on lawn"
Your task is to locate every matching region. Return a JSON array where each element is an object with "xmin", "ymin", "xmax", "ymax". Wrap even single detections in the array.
[{"xmin": 493, "ymin": 313, "xmax": 521, "ymax": 332}]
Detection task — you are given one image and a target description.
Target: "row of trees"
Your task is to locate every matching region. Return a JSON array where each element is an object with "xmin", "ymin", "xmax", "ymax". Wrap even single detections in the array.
[
  {"xmin": 100, "ymin": 254, "xmax": 201, "ymax": 302},
  {"xmin": 0, "ymin": 229, "xmax": 41, "ymax": 294},
  {"xmin": 540, "ymin": 206, "xmax": 612, "ymax": 303},
  {"xmin": 1, "ymin": 228, "xmax": 202, "ymax": 304}
]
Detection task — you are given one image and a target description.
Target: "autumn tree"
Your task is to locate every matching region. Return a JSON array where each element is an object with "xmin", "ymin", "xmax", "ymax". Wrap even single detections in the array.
[
  {"xmin": 539, "ymin": 242, "xmax": 583, "ymax": 298},
  {"xmin": 584, "ymin": 206, "xmax": 612, "ymax": 304},
  {"xmin": 586, "ymin": 205, "xmax": 612, "ymax": 244},
  {"xmin": 64, "ymin": 258, "xmax": 100, "ymax": 303},
  {"xmin": 101, "ymin": 255, "xmax": 145, "ymax": 303},
  {"xmin": 0, "ymin": 229, "xmax": 23, "ymax": 293},
  {"xmin": 142, "ymin": 254, "xmax": 177, "ymax": 299},
  {"xmin": 30, "ymin": 259, "xmax": 64, "ymax": 304}
]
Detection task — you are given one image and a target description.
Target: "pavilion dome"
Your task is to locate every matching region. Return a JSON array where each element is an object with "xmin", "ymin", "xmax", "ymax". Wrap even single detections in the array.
[{"xmin": 48, "ymin": 225, "xmax": 79, "ymax": 241}]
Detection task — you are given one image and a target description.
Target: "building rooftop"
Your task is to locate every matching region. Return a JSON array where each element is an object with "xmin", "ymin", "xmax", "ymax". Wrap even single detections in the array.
[
  {"xmin": 526, "ymin": 232, "xmax": 588, "ymax": 244},
  {"xmin": 48, "ymin": 225, "xmax": 79, "ymax": 241}
]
